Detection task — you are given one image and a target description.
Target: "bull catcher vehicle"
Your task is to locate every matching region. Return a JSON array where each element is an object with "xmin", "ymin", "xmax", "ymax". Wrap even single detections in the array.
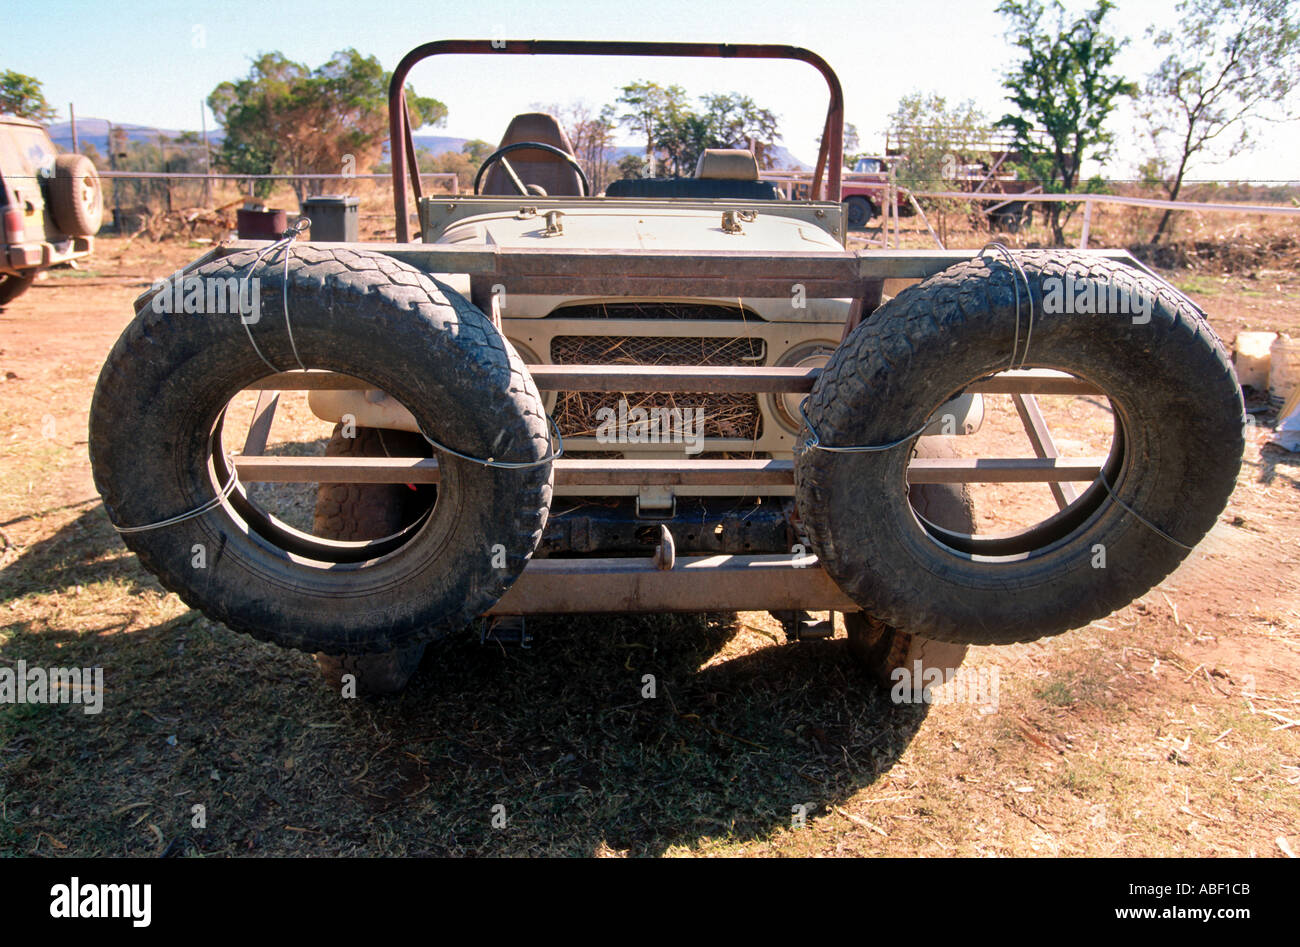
[{"xmin": 89, "ymin": 41, "xmax": 1244, "ymax": 695}]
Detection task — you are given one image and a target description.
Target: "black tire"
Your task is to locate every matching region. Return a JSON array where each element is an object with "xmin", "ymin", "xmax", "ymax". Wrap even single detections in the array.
[
  {"xmin": 796, "ymin": 250, "xmax": 1244, "ymax": 646},
  {"xmin": 312, "ymin": 425, "xmax": 430, "ymax": 695},
  {"xmin": 846, "ymin": 438, "xmax": 970, "ymax": 685},
  {"xmin": 845, "ymin": 196, "xmax": 877, "ymax": 231},
  {"xmin": 315, "ymin": 648, "xmax": 426, "ymax": 696},
  {"xmin": 311, "ymin": 425, "xmax": 434, "ymax": 543},
  {"xmin": 90, "ymin": 246, "xmax": 553, "ymax": 655},
  {"xmin": 50, "ymin": 154, "xmax": 103, "ymax": 236},
  {"xmin": 845, "ymin": 613, "xmax": 969, "ymax": 693},
  {"xmin": 988, "ymin": 202, "xmax": 1029, "ymax": 233},
  {"xmin": 0, "ymin": 272, "xmax": 34, "ymax": 306}
]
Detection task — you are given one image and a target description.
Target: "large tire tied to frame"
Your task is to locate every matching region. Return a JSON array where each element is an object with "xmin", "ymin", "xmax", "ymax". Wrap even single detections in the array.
[
  {"xmin": 89, "ymin": 246, "xmax": 553, "ymax": 655},
  {"xmin": 795, "ymin": 250, "xmax": 1244, "ymax": 646}
]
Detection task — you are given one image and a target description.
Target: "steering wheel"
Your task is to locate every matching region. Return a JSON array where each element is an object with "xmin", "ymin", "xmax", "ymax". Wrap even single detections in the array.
[{"xmin": 473, "ymin": 141, "xmax": 590, "ymax": 197}]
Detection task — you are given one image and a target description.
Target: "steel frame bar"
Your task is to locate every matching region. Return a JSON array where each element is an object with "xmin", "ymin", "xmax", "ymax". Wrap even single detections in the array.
[
  {"xmin": 245, "ymin": 367, "xmax": 1101, "ymax": 397},
  {"xmin": 1012, "ymin": 392, "xmax": 1080, "ymax": 509},
  {"xmin": 240, "ymin": 390, "xmax": 280, "ymax": 457},
  {"xmin": 230, "ymin": 454, "xmax": 1104, "ymax": 486}
]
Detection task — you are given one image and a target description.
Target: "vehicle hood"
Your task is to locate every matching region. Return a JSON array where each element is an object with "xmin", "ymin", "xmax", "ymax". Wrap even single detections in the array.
[{"xmin": 433, "ymin": 204, "xmax": 843, "ymax": 252}]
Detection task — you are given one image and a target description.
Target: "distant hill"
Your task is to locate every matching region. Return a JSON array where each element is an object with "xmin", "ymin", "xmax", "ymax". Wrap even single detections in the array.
[
  {"xmin": 47, "ymin": 118, "xmax": 225, "ymax": 154},
  {"xmin": 416, "ymin": 136, "xmax": 810, "ymax": 170},
  {"xmin": 47, "ymin": 119, "xmax": 810, "ymax": 171}
]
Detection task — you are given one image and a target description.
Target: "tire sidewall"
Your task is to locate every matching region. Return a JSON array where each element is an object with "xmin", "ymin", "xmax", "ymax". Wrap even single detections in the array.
[
  {"xmin": 796, "ymin": 253, "xmax": 1244, "ymax": 644},
  {"xmin": 90, "ymin": 247, "xmax": 552, "ymax": 654}
]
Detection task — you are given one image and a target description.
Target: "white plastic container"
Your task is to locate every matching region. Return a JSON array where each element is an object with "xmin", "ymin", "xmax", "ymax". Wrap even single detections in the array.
[
  {"xmin": 1234, "ymin": 331, "xmax": 1277, "ymax": 390},
  {"xmin": 1270, "ymin": 334, "xmax": 1300, "ymax": 402}
]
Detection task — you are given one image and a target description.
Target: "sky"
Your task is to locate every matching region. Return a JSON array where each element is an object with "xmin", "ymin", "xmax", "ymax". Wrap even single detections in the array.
[{"xmin": 4, "ymin": 0, "xmax": 1297, "ymax": 181}]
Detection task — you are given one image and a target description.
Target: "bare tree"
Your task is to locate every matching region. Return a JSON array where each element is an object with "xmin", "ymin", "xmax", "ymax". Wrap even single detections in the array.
[{"xmin": 1141, "ymin": 0, "xmax": 1300, "ymax": 242}]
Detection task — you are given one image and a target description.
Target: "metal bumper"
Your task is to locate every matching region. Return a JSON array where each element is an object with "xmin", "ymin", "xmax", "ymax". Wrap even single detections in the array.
[{"xmin": 5, "ymin": 236, "xmax": 92, "ymax": 273}]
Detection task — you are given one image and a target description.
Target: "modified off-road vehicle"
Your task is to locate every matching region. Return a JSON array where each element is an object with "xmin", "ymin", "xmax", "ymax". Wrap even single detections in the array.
[
  {"xmin": 89, "ymin": 41, "xmax": 1244, "ymax": 695},
  {"xmin": 0, "ymin": 115, "xmax": 102, "ymax": 304}
]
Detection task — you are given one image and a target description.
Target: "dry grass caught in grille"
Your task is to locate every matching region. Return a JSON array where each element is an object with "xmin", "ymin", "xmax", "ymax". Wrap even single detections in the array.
[{"xmin": 550, "ymin": 333, "xmax": 765, "ymax": 440}]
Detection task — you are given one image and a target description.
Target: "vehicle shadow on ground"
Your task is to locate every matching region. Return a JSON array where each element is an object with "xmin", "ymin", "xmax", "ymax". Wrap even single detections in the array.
[
  {"xmin": 1, "ymin": 576, "xmax": 936, "ymax": 855},
  {"xmin": 0, "ymin": 502, "xmax": 146, "ymax": 601},
  {"xmin": 1256, "ymin": 443, "xmax": 1300, "ymax": 490}
]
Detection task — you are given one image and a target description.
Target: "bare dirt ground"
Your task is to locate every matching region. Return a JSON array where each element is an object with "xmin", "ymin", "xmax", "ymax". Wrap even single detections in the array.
[{"xmin": 1, "ymin": 228, "xmax": 1297, "ymax": 857}]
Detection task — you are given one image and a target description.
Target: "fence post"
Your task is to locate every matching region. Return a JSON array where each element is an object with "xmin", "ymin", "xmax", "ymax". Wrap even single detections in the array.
[{"xmin": 1079, "ymin": 197, "xmax": 1093, "ymax": 249}]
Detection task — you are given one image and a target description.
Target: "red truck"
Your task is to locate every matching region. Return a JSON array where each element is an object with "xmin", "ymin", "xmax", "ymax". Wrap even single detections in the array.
[{"xmin": 840, "ymin": 155, "xmax": 895, "ymax": 230}]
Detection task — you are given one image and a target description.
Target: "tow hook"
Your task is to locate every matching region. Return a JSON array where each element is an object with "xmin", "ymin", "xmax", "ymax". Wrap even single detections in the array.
[
  {"xmin": 775, "ymin": 610, "xmax": 836, "ymax": 642},
  {"xmin": 483, "ymin": 615, "xmax": 532, "ymax": 648}
]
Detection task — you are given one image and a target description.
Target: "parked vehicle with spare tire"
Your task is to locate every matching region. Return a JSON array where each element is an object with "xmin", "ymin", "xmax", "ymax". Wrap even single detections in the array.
[
  {"xmin": 0, "ymin": 114, "xmax": 102, "ymax": 304},
  {"xmin": 88, "ymin": 40, "xmax": 1244, "ymax": 698}
]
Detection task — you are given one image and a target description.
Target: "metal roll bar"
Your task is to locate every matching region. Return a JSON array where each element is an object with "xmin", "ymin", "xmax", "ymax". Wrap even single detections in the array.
[{"xmin": 387, "ymin": 40, "xmax": 846, "ymax": 241}]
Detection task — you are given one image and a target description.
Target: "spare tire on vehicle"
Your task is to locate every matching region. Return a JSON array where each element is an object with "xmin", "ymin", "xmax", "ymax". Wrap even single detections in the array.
[
  {"xmin": 795, "ymin": 250, "xmax": 1244, "ymax": 646},
  {"xmin": 89, "ymin": 246, "xmax": 553, "ymax": 656},
  {"xmin": 51, "ymin": 154, "xmax": 103, "ymax": 237}
]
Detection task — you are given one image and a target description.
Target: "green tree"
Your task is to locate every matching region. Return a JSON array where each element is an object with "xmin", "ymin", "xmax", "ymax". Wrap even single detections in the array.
[
  {"xmin": 208, "ymin": 49, "xmax": 446, "ymax": 202},
  {"xmin": 693, "ymin": 93, "xmax": 781, "ymax": 170},
  {"xmin": 0, "ymin": 70, "xmax": 56, "ymax": 123},
  {"xmin": 614, "ymin": 83, "xmax": 783, "ymax": 178},
  {"xmin": 616, "ymin": 154, "xmax": 650, "ymax": 180},
  {"xmin": 616, "ymin": 81, "xmax": 689, "ymax": 176},
  {"xmin": 889, "ymin": 92, "xmax": 991, "ymax": 190},
  {"xmin": 461, "ymin": 139, "xmax": 493, "ymax": 165},
  {"xmin": 996, "ymin": 0, "xmax": 1135, "ymax": 244},
  {"xmin": 888, "ymin": 92, "xmax": 993, "ymax": 242},
  {"xmin": 1141, "ymin": 0, "xmax": 1300, "ymax": 242},
  {"xmin": 375, "ymin": 139, "xmax": 493, "ymax": 193}
]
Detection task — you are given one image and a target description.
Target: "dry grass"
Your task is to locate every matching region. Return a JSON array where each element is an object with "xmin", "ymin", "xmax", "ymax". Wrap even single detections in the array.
[{"xmin": 1, "ymin": 229, "xmax": 1298, "ymax": 858}]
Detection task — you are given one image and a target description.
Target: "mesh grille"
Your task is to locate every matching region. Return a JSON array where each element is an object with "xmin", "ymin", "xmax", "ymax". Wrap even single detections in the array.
[
  {"xmin": 550, "ymin": 335, "xmax": 764, "ymax": 441},
  {"xmin": 551, "ymin": 335, "xmax": 764, "ymax": 366}
]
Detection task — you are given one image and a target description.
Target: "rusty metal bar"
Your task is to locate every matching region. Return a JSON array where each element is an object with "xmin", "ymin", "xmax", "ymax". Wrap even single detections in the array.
[
  {"xmin": 224, "ymin": 241, "xmax": 1135, "ymax": 281},
  {"xmin": 240, "ymin": 390, "xmax": 280, "ymax": 457},
  {"xmin": 1011, "ymin": 392, "xmax": 1079, "ymax": 510},
  {"xmin": 486, "ymin": 553, "xmax": 858, "ymax": 614},
  {"xmin": 388, "ymin": 40, "xmax": 845, "ymax": 240},
  {"xmin": 231, "ymin": 454, "xmax": 1104, "ymax": 485},
  {"xmin": 246, "ymin": 367, "xmax": 1101, "ymax": 396},
  {"xmin": 403, "ymin": 99, "xmax": 424, "ymax": 207},
  {"xmin": 907, "ymin": 457, "xmax": 1101, "ymax": 483}
]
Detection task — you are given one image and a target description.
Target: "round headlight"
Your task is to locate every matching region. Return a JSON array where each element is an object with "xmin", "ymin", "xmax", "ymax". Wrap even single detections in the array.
[{"xmin": 771, "ymin": 341, "xmax": 838, "ymax": 433}]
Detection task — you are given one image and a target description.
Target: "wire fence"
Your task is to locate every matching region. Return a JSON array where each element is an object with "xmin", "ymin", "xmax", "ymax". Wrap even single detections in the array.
[
  {"xmin": 94, "ymin": 171, "xmax": 460, "ymax": 238},
  {"xmin": 93, "ymin": 168, "xmax": 1300, "ymax": 251}
]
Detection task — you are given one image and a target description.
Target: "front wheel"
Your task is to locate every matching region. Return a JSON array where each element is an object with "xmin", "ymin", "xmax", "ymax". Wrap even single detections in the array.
[
  {"xmin": 845, "ymin": 438, "xmax": 971, "ymax": 686},
  {"xmin": 844, "ymin": 196, "xmax": 877, "ymax": 231},
  {"xmin": 312, "ymin": 425, "xmax": 432, "ymax": 696},
  {"xmin": 845, "ymin": 612, "xmax": 968, "ymax": 694}
]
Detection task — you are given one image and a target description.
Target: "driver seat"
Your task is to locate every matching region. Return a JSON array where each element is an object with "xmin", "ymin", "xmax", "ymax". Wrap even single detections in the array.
[{"xmin": 480, "ymin": 112, "xmax": 584, "ymax": 196}]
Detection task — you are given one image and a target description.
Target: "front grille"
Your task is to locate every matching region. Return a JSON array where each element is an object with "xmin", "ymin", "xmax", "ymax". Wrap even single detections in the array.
[
  {"xmin": 551, "ymin": 335, "xmax": 764, "ymax": 366},
  {"xmin": 550, "ymin": 335, "xmax": 765, "ymax": 441}
]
